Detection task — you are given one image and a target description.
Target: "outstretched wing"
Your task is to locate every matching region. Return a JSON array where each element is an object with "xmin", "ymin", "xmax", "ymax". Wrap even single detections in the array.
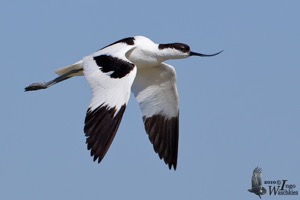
[
  {"xmin": 132, "ymin": 63, "xmax": 179, "ymax": 170},
  {"xmin": 252, "ymin": 167, "xmax": 263, "ymax": 189},
  {"xmin": 83, "ymin": 46, "xmax": 136, "ymax": 163}
]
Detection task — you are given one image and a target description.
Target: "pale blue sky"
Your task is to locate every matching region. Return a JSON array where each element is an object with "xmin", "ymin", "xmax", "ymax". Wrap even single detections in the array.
[{"xmin": 1, "ymin": 1, "xmax": 299, "ymax": 199}]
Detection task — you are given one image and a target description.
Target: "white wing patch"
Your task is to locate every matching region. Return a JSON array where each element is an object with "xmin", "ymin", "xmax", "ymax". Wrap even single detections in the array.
[
  {"xmin": 132, "ymin": 63, "xmax": 178, "ymax": 118},
  {"xmin": 83, "ymin": 47, "xmax": 136, "ymax": 112}
]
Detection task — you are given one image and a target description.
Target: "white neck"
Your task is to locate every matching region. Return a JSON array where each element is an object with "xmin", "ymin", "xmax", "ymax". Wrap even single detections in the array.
[{"xmin": 127, "ymin": 44, "xmax": 188, "ymax": 67}]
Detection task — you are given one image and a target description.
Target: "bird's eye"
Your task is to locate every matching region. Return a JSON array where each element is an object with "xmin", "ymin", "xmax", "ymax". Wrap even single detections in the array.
[{"xmin": 176, "ymin": 44, "xmax": 190, "ymax": 53}]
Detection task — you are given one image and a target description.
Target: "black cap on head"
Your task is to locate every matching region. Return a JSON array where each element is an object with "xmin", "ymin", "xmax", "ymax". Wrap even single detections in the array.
[{"xmin": 158, "ymin": 43, "xmax": 190, "ymax": 53}]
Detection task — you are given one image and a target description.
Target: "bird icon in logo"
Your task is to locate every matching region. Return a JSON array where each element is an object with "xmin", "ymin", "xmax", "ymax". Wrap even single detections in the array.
[{"xmin": 248, "ymin": 167, "xmax": 267, "ymax": 198}]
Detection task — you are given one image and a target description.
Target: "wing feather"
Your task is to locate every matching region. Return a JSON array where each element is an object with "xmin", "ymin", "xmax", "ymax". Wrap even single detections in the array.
[
  {"xmin": 83, "ymin": 46, "xmax": 136, "ymax": 163},
  {"xmin": 252, "ymin": 167, "xmax": 263, "ymax": 188},
  {"xmin": 132, "ymin": 63, "xmax": 179, "ymax": 170}
]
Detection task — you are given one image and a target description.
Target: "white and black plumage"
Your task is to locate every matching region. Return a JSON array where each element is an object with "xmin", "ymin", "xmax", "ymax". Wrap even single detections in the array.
[
  {"xmin": 248, "ymin": 167, "xmax": 267, "ymax": 198},
  {"xmin": 25, "ymin": 36, "xmax": 222, "ymax": 170}
]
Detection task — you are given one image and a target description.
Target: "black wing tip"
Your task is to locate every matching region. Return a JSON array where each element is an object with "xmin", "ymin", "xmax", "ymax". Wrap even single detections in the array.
[
  {"xmin": 168, "ymin": 162, "xmax": 177, "ymax": 170},
  {"xmin": 88, "ymin": 145, "xmax": 103, "ymax": 163},
  {"xmin": 143, "ymin": 114, "xmax": 179, "ymax": 171},
  {"xmin": 93, "ymin": 155, "xmax": 102, "ymax": 164},
  {"xmin": 84, "ymin": 104, "xmax": 126, "ymax": 166}
]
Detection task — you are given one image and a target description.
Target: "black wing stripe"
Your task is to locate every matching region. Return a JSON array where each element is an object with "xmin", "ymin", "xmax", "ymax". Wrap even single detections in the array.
[
  {"xmin": 143, "ymin": 114, "xmax": 179, "ymax": 170},
  {"xmin": 84, "ymin": 104, "xmax": 126, "ymax": 163},
  {"xmin": 93, "ymin": 55, "xmax": 135, "ymax": 79},
  {"xmin": 100, "ymin": 37, "xmax": 135, "ymax": 50}
]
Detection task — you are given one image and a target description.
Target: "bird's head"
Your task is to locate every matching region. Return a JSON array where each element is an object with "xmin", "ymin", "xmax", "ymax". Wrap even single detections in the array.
[{"xmin": 158, "ymin": 43, "xmax": 223, "ymax": 60}]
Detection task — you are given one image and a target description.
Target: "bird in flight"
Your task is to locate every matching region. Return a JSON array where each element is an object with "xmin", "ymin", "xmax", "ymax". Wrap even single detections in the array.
[
  {"xmin": 25, "ymin": 36, "xmax": 222, "ymax": 170},
  {"xmin": 248, "ymin": 167, "xmax": 267, "ymax": 198}
]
